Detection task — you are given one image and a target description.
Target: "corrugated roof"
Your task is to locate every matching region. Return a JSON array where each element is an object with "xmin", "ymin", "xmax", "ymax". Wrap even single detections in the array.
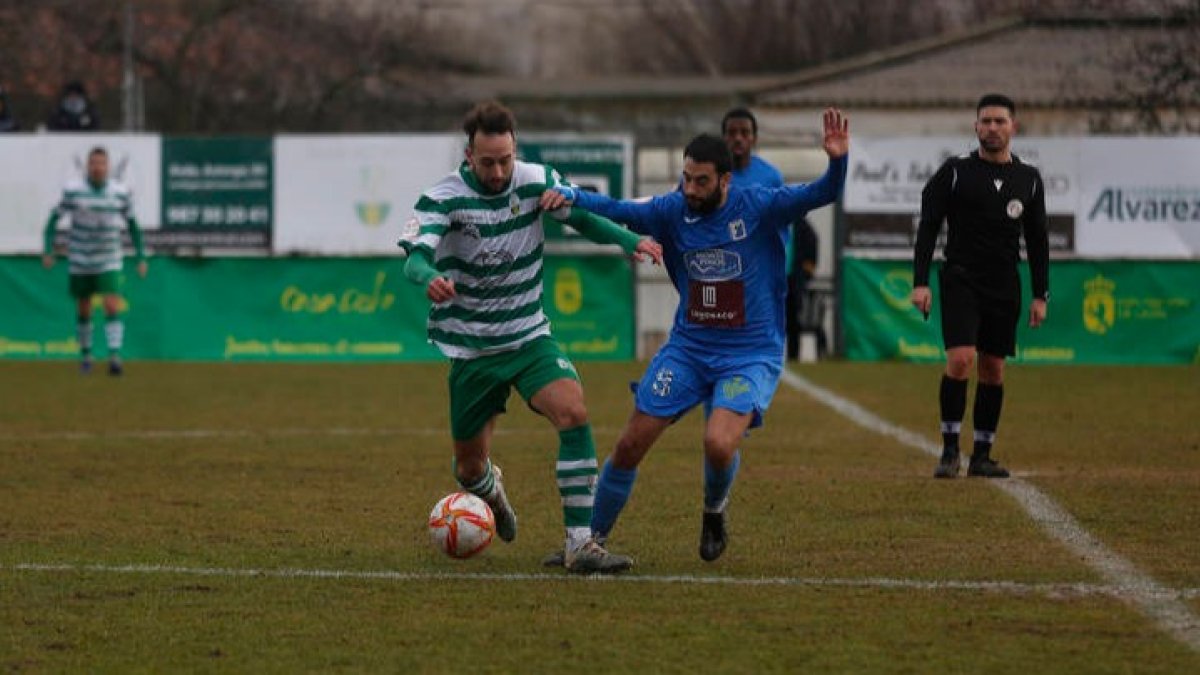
[
  {"xmin": 438, "ymin": 15, "xmax": 1195, "ymax": 113},
  {"xmin": 757, "ymin": 16, "xmax": 1194, "ymax": 108},
  {"xmin": 444, "ymin": 74, "xmax": 780, "ymax": 102}
]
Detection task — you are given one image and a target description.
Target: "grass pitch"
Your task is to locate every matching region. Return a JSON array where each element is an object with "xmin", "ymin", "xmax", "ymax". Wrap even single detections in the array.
[{"xmin": 1, "ymin": 360, "xmax": 1198, "ymax": 672}]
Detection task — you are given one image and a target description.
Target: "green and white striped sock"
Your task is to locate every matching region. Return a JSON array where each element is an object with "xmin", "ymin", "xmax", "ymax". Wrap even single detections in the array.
[
  {"xmin": 557, "ymin": 424, "xmax": 598, "ymax": 549},
  {"xmin": 458, "ymin": 460, "xmax": 498, "ymax": 502}
]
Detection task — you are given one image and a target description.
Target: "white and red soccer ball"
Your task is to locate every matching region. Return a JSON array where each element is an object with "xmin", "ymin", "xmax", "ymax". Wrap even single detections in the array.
[{"xmin": 428, "ymin": 492, "xmax": 495, "ymax": 559}]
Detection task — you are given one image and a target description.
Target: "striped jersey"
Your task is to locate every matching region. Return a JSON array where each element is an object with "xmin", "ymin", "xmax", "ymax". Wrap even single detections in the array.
[
  {"xmin": 51, "ymin": 178, "xmax": 135, "ymax": 275},
  {"xmin": 400, "ymin": 161, "xmax": 569, "ymax": 360}
]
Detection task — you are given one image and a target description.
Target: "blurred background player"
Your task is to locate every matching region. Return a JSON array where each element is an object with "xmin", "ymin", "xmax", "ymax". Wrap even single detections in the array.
[
  {"xmin": 543, "ymin": 108, "xmax": 849, "ymax": 562},
  {"xmin": 722, "ymin": 107, "xmax": 783, "ymax": 189},
  {"xmin": 42, "ymin": 146, "xmax": 148, "ymax": 375},
  {"xmin": 790, "ymin": 216, "xmax": 822, "ymax": 359},
  {"xmin": 399, "ymin": 101, "xmax": 661, "ymax": 574},
  {"xmin": 911, "ymin": 93, "xmax": 1050, "ymax": 479}
]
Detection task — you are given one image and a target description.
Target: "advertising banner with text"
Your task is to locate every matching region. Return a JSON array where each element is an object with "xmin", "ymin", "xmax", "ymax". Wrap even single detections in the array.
[
  {"xmin": 272, "ymin": 135, "xmax": 462, "ymax": 255},
  {"xmin": 841, "ymin": 257, "xmax": 1199, "ymax": 364},
  {"xmin": 843, "ymin": 136, "xmax": 1078, "ymax": 253},
  {"xmin": 1076, "ymin": 138, "xmax": 1200, "ymax": 258},
  {"xmin": 159, "ymin": 136, "xmax": 273, "ymax": 248},
  {"xmin": 0, "ymin": 255, "xmax": 633, "ymax": 361}
]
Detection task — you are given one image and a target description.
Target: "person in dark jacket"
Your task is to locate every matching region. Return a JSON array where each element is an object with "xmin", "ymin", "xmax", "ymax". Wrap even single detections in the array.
[
  {"xmin": 0, "ymin": 86, "xmax": 20, "ymax": 132},
  {"xmin": 47, "ymin": 80, "xmax": 100, "ymax": 131}
]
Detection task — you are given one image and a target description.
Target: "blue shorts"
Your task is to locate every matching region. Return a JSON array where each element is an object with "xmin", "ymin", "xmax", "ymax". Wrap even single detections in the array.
[{"xmin": 633, "ymin": 342, "xmax": 782, "ymax": 429}]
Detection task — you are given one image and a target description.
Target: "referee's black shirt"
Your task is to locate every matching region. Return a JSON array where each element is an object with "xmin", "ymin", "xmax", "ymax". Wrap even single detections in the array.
[{"xmin": 913, "ymin": 151, "xmax": 1050, "ymax": 301}]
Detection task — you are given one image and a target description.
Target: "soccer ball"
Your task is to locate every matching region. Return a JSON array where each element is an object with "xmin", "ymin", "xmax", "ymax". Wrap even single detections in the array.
[{"xmin": 428, "ymin": 492, "xmax": 495, "ymax": 559}]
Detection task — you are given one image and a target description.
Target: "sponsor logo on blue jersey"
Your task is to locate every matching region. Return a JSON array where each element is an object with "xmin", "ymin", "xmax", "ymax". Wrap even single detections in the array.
[{"xmin": 685, "ymin": 249, "xmax": 742, "ymax": 281}]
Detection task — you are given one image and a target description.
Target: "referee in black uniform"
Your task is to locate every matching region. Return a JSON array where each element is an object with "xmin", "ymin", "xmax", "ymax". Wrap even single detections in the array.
[{"xmin": 911, "ymin": 93, "xmax": 1050, "ymax": 479}]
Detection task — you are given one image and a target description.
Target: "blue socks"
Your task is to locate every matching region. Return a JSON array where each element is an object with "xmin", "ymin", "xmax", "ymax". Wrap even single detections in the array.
[
  {"xmin": 590, "ymin": 460, "xmax": 637, "ymax": 541},
  {"xmin": 704, "ymin": 450, "xmax": 741, "ymax": 512},
  {"xmin": 590, "ymin": 450, "xmax": 740, "ymax": 540}
]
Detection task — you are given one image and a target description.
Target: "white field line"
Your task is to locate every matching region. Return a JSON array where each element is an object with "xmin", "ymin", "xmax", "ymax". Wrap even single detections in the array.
[
  {"xmin": 0, "ymin": 427, "xmax": 621, "ymax": 442},
  {"xmin": 779, "ymin": 369, "xmax": 1200, "ymax": 652},
  {"xmin": 7, "ymin": 562, "xmax": 1199, "ymax": 600}
]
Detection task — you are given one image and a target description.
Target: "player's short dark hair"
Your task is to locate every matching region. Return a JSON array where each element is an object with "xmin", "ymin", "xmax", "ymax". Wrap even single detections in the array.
[
  {"xmin": 976, "ymin": 93, "xmax": 1016, "ymax": 116},
  {"xmin": 721, "ymin": 107, "xmax": 758, "ymax": 135},
  {"xmin": 462, "ymin": 101, "xmax": 516, "ymax": 145},
  {"xmin": 88, "ymin": 146, "xmax": 107, "ymax": 159},
  {"xmin": 684, "ymin": 133, "xmax": 733, "ymax": 175}
]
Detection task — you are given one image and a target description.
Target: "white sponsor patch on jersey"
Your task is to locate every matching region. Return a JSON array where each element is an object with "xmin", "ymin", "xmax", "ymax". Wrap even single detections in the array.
[{"xmin": 1006, "ymin": 199, "xmax": 1024, "ymax": 219}]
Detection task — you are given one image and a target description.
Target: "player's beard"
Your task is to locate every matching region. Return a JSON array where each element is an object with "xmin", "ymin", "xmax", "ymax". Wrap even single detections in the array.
[
  {"xmin": 979, "ymin": 134, "xmax": 1007, "ymax": 154},
  {"xmin": 686, "ymin": 188, "xmax": 722, "ymax": 214}
]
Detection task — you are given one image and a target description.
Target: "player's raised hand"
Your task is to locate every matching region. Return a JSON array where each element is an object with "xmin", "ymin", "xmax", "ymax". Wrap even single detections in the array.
[
  {"xmin": 632, "ymin": 237, "xmax": 663, "ymax": 266},
  {"xmin": 822, "ymin": 107, "xmax": 849, "ymax": 158},
  {"xmin": 426, "ymin": 276, "xmax": 456, "ymax": 303},
  {"xmin": 137, "ymin": 260, "xmax": 148, "ymax": 278},
  {"xmin": 539, "ymin": 186, "xmax": 577, "ymax": 211}
]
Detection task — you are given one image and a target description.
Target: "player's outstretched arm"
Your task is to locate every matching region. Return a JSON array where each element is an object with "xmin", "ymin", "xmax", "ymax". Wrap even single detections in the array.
[
  {"xmin": 564, "ymin": 209, "xmax": 662, "ymax": 264},
  {"xmin": 766, "ymin": 108, "xmax": 850, "ymax": 219},
  {"xmin": 541, "ymin": 186, "xmax": 662, "ymax": 234}
]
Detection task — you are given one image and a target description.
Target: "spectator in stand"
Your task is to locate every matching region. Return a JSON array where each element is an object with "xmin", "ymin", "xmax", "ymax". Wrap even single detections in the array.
[
  {"xmin": 47, "ymin": 80, "xmax": 100, "ymax": 131},
  {"xmin": 0, "ymin": 85, "xmax": 19, "ymax": 132}
]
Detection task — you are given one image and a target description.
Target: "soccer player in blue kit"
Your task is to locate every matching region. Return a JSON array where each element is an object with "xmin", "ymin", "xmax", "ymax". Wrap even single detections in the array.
[{"xmin": 541, "ymin": 108, "xmax": 849, "ymax": 565}]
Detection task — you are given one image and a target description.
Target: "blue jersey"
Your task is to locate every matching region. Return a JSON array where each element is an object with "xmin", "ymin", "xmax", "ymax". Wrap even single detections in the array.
[
  {"xmin": 731, "ymin": 155, "xmax": 790, "ymax": 273},
  {"xmin": 572, "ymin": 156, "xmax": 847, "ymax": 356},
  {"xmin": 731, "ymin": 155, "xmax": 783, "ymax": 189}
]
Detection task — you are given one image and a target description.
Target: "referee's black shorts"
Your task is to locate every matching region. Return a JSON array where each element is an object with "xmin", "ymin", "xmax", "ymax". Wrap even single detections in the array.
[{"xmin": 938, "ymin": 263, "xmax": 1021, "ymax": 357}]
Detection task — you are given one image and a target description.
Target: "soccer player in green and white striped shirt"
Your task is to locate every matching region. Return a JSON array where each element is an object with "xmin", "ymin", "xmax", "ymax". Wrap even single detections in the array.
[
  {"xmin": 42, "ymin": 147, "xmax": 147, "ymax": 376},
  {"xmin": 400, "ymin": 101, "xmax": 662, "ymax": 574}
]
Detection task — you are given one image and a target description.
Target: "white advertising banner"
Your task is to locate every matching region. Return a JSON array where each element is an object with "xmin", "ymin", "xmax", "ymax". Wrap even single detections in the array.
[
  {"xmin": 273, "ymin": 134, "xmax": 462, "ymax": 255},
  {"xmin": 1076, "ymin": 138, "xmax": 1200, "ymax": 258},
  {"xmin": 845, "ymin": 136, "xmax": 1078, "ymax": 215},
  {"xmin": 0, "ymin": 134, "xmax": 161, "ymax": 253}
]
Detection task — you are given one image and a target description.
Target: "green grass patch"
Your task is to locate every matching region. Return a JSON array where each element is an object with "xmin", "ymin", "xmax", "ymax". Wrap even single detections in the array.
[{"xmin": 1, "ymin": 360, "xmax": 1198, "ymax": 671}]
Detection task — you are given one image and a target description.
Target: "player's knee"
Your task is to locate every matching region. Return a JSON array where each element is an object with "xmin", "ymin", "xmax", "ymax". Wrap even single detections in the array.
[
  {"xmin": 702, "ymin": 432, "xmax": 739, "ymax": 465},
  {"xmin": 978, "ymin": 358, "xmax": 1005, "ymax": 384},
  {"xmin": 549, "ymin": 401, "xmax": 588, "ymax": 430},
  {"xmin": 946, "ymin": 352, "xmax": 974, "ymax": 378}
]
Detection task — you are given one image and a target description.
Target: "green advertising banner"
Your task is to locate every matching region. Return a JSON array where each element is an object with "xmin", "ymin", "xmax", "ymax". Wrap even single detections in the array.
[
  {"xmin": 0, "ymin": 255, "xmax": 633, "ymax": 361},
  {"xmin": 842, "ymin": 257, "xmax": 1200, "ymax": 364},
  {"xmin": 519, "ymin": 138, "xmax": 630, "ymax": 241},
  {"xmin": 159, "ymin": 136, "xmax": 272, "ymax": 247}
]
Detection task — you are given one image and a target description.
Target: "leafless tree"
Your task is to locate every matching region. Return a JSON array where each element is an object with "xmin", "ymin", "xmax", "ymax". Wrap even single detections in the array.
[
  {"xmin": 597, "ymin": 0, "xmax": 958, "ymax": 76},
  {"xmin": 0, "ymin": 0, "xmax": 475, "ymax": 132},
  {"xmin": 1095, "ymin": 0, "xmax": 1200, "ymax": 132}
]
